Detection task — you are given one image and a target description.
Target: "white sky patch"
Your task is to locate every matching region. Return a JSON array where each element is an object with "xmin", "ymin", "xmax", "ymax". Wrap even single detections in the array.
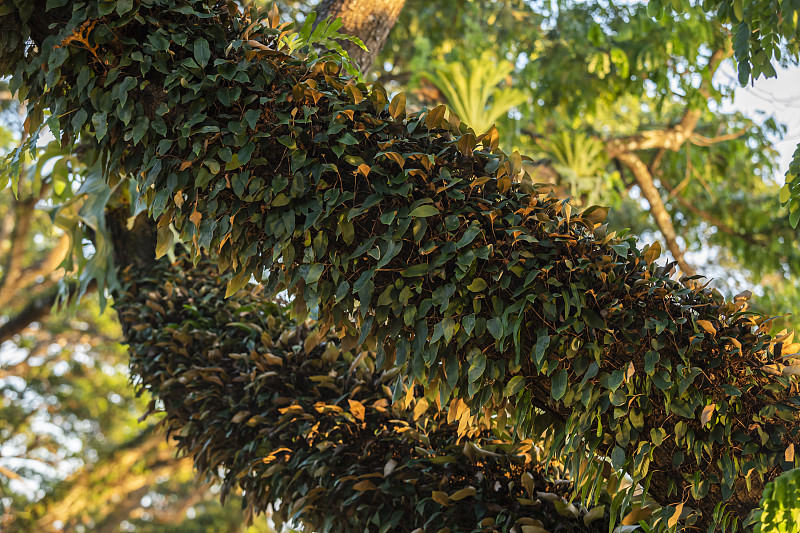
[{"xmin": 719, "ymin": 62, "xmax": 800, "ymax": 180}]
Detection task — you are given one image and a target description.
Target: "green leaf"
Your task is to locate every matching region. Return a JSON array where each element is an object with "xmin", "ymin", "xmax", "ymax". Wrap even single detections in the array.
[
  {"xmin": 115, "ymin": 0, "xmax": 133, "ymax": 15},
  {"xmin": 780, "ymin": 184, "xmax": 791, "ymax": 204},
  {"xmin": 462, "ymin": 314, "xmax": 475, "ymax": 335},
  {"xmin": 456, "ymin": 224, "xmax": 482, "ymax": 249},
  {"xmin": 532, "ymin": 330, "xmax": 550, "ymax": 367},
  {"xmin": 306, "ymin": 263, "xmax": 324, "ymax": 284},
  {"xmin": 650, "ymin": 427, "xmax": 667, "ymax": 446},
  {"xmin": 504, "ymin": 375, "xmax": 525, "ymax": 397},
  {"xmin": 446, "ymin": 354, "xmax": 459, "ymax": 389},
  {"xmin": 551, "ymin": 369, "xmax": 567, "ymax": 401},
  {"xmin": 245, "ymin": 109, "xmax": 261, "ymax": 130},
  {"xmin": 486, "ymin": 317, "xmax": 503, "ymax": 339},
  {"xmin": 401, "ymin": 263, "xmax": 429, "ymax": 277},
  {"xmin": 468, "ymin": 352, "xmax": 486, "ymax": 383},
  {"xmin": 611, "ymin": 445, "xmax": 626, "ymax": 470},
  {"xmin": 409, "ymin": 205, "xmax": 439, "ymax": 218},
  {"xmin": 194, "ymin": 38, "xmax": 211, "ymax": 67},
  {"xmin": 582, "ymin": 309, "xmax": 606, "ymax": 330},
  {"xmin": 466, "ymin": 278, "xmax": 487, "ymax": 292},
  {"xmin": 92, "ymin": 112, "xmax": 108, "ymax": 141},
  {"xmin": 600, "ymin": 369, "xmax": 624, "ymax": 392}
]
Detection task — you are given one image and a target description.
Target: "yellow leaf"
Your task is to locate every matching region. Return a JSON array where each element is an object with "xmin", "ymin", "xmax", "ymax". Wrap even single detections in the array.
[
  {"xmin": 786, "ymin": 443, "xmax": 795, "ymax": 462},
  {"xmin": 521, "ymin": 526, "xmax": 549, "ymax": 533},
  {"xmin": 783, "ymin": 342, "xmax": 800, "ymax": 356},
  {"xmin": 352, "ymin": 480, "xmax": 377, "ymax": 491},
  {"xmin": 696, "ymin": 320, "xmax": 716, "ymax": 336},
  {"xmin": 412, "ymin": 397, "xmax": 429, "ymax": 421},
  {"xmin": 667, "ymin": 502, "xmax": 684, "ymax": 528},
  {"xmin": 155, "ymin": 225, "xmax": 174, "ymax": 259},
  {"xmin": 432, "ymin": 490, "xmax": 450, "ymax": 506},
  {"xmin": 582, "ymin": 205, "xmax": 609, "ymax": 226},
  {"xmin": 262, "ymin": 352, "xmax": 283, "ymax": 366},
  {"xmin": 348, "ymin": 399, "xmax": 365, "ymax": 422},
  {"xmin": 480, "ymin": 125, "xmax": 500, "ymax": 151},
  {"xmin": 268, "ymin": 3, "xmax": 280, "ymax": 27},
  {"xmin": 383, "ymin": 151, "xmax": 405, "ymax": 168},
  {"xmin": 521, "ymin": 471, "xmax": 535, "ymax": 495},
  {"xmin": 553, "ymin": 500, "xmax": 579, "ymax": 518},
  {"xmin": 231, "ymin": 410, "xmax": 251, "ymax": 424},
  {"xmin": 449, "ymin": 486, "xmax": 476, "ymax": 501},
  {"xmin": 425, "ymin": 104, "xmax": 447, "ymax": 129},
  {"xmin": 357, "ymin": 163, "xmax": 371, "ymax": 178},
  {"xmin": 642, "ymin": 240, "xmax": 661, "ymax": 265},
  {"xmin": 304, "ymin": 331, "xmax": 320, "ymax": 355},
  {"xmin": 622, "ymin": 506, "xmax": 652, "ymax": 525},
  {"xmin": 346, "ymin": 84, "xmax": 363, "ymax": 104}
]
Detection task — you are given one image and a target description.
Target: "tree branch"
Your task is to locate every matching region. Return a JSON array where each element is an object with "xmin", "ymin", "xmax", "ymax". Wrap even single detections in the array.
[
  {"xmin": 690, "ymin": 128, "xmax": 748, "ymax": 146},
  {"xmin": 614, "ymin": 151, "xmax": 697, "ymax": 276},
  {"xmin": 0, "ymin": 283, "xmax": 60, "ymax": 344}
]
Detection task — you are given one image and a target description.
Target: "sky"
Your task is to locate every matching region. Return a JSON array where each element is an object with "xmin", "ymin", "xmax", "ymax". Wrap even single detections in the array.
[{"xmin": 720, "ymin": 62, "xmax": 800, "ymax": 180}]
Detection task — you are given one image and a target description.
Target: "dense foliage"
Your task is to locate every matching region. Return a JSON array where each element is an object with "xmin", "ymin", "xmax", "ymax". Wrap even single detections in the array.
[
  {"xmin": 2, "ymin": 0, "xmax": 800, "ymax": 531},
  {"xmin": 117, "ymin": 250, "xmax": 615, "ymax": 532}
]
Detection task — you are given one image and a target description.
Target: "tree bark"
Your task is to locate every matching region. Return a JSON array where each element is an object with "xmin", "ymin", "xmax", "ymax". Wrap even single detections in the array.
[{"xmin": 315, "ymin": 0, "xmax": 406, "ymax": 73}]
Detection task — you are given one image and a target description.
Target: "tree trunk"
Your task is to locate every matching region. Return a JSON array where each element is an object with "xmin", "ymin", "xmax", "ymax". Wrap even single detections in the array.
[{"xmin": 315, "ymin": 0, "xmax": 406, "ymax": 73}]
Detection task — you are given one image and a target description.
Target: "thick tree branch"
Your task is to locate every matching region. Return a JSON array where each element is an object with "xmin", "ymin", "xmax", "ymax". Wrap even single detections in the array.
[
  {"xmin": 113, "ymin": 253, "xmax": 608, "ymax": 533},
  {"xmin": 615, "ymin": 151, "xmax": 697, "ymax": 276},
  {"xmin": 606, "ymin": 109, "xmax": 703, "ymax": 157},
  {"xmin": 32, "ymin": 429, "xmax": 192, "ymax": 532},
  {"xmin": 0, "ymin": 284, "xmax": 57, "ymax": 344},
  {"xmin": 659, "ymin": 174, "xmax": 761, "ymax": 244}
]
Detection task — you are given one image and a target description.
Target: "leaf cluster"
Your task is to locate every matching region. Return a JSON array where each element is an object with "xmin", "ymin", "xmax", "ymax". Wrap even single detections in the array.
[
  {"xmin": 3, "ymin": 0, "xmax": 800, "ymax": 528},
  {"xmin": 118, "ymin": 256, "xmax": 611, "ymax": 533}
]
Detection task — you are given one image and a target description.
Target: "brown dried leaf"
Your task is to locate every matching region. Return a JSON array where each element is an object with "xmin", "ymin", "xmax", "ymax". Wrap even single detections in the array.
[{"xmin": 700, "ymin": 404, "xmax": 716, "ymax": 426}]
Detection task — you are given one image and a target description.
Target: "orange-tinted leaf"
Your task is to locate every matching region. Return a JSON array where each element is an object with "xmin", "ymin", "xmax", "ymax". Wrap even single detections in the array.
[
  {"xmin": 388, "ymin": 92, "xmax": 406, "ymax": 119},
  {"xmin": 348, "ymin": 399, "xmax": 365, "ymax": 422}
]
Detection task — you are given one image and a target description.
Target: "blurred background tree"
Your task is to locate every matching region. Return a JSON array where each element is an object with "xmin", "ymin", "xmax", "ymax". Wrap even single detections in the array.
[{"xmin": 1, "ymin": 0, "xmax": 798, "ymax": 530}]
